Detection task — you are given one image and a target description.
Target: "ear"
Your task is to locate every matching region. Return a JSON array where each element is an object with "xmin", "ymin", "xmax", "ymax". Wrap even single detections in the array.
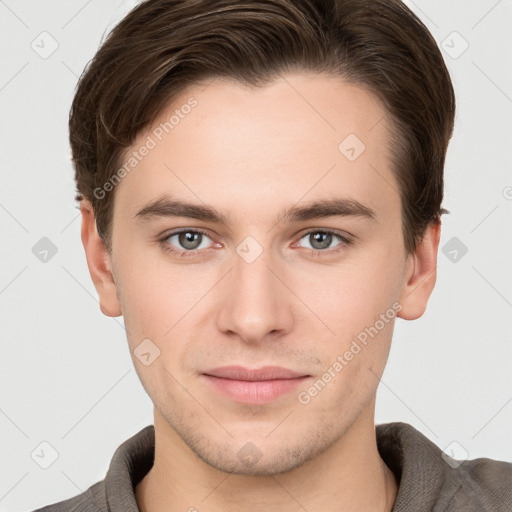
[
  {"xmin": 80, "ymin": 199, "xmax": 122, "ymax": 317},
  {"xmin": 397, "ymin": 221, "xmax": 441, "ymax": 320}
]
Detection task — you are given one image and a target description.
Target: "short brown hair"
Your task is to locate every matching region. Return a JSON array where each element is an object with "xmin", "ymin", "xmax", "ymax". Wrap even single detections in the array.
[{"xmin": 70, "ymin": 0, "xmax": 455, "ymax": 255}]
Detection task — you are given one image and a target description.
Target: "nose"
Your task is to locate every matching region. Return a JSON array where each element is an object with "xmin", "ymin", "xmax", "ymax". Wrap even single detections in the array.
[{"xmin": 215, "ymin": 243, "xmax": 294, "ymax": 345}]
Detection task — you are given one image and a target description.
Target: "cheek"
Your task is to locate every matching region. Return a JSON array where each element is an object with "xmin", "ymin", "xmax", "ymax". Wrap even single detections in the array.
[
  {"xmin": 296, "ymin": 310, "xmax": 395, "ymax": 415},
  {"xmin": 295, "ymin": 256, "xmax": 402, "ymax": 333},
  {"xmin": 116, "ymin": 256, "xmax": 222, "ymax": 386},
  {"xmin": 115, "ymin": 244, "xmax": 204, "ymax": 332},
  {"xmin": 289, "ymin": 246, "xmax": 403, "ymax": 386}
]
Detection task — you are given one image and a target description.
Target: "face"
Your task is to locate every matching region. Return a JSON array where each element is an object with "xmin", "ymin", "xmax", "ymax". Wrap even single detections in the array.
[{"xmin": 84, "ymin": 72, "xmax": 438, "ymax": 475}]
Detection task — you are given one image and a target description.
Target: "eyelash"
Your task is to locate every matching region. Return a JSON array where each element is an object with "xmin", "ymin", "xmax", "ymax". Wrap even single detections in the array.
[{"xmin": 158, "ymin": 228, "xmax": 352, "ymax": 259}]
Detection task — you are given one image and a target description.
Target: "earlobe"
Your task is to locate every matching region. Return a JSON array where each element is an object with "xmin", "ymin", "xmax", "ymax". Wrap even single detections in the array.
[
  {"xmin": 80, "ymin": 199, "xmax": 122, "ymax": 317},
  {"xmin": 397, "ymin": 221, "xmax": 441, "ymax": 321}
]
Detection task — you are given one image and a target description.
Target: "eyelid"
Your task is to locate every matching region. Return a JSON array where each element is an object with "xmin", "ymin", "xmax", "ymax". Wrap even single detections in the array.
[{"xmin": 294, "ymin": 227, "xmax": 353, "ymax": 243}]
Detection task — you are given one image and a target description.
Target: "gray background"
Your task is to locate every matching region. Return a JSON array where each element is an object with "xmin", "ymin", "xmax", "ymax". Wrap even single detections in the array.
[{"xmin": 1, "ymin": 1, "xmax": 511, "ymax": 510}]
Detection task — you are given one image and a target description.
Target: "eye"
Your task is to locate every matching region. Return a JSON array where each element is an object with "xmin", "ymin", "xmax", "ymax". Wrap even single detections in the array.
[
  {"xmin": 160, "ymin": 229, "xmax": 214, "ymax": 255},
  {"xmin": 295, "ymin": 230, "xmax": 351, "ymax": 252}
]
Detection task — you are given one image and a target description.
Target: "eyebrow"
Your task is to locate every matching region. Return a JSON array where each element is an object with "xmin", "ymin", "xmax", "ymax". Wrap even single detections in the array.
[{"xmin": 134, "ymin": 196, "xmax": 377, "ymax": 225}]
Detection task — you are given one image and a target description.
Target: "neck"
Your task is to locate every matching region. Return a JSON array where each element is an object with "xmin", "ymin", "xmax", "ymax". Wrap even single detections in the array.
[{"xmin": 136, "ymin": 403, "xmax": 398, "ymax": 512}]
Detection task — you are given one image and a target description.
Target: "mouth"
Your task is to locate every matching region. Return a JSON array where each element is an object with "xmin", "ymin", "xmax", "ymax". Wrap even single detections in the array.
[{"xmin": 202, "ymin": 365, "xmax": 311, "ymax": 405}]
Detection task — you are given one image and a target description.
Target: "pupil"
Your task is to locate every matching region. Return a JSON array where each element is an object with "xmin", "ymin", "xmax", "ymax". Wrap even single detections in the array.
[
  {"xmin": 180, "ymin": 231, "xmax": 200, "ymax": 249},
  {"xmin": 312, "ymin": 232, "xmax": 331, "ymax": 249}
]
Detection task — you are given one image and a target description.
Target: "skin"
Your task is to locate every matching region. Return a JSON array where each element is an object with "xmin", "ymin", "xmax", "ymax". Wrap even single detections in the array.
[{"xmin": 81, "ymin": 72, "xmax": 441, "ymax": 512}]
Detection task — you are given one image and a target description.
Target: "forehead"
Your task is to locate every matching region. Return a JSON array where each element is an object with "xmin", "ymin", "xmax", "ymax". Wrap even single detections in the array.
[{"xmin": 114, "ymin": 73, "xmax": 400, "ymax": 226}]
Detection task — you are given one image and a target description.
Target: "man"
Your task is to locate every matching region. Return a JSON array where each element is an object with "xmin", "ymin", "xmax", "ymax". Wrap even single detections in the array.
[{"xmin": 33, "ymin": 0, "xmax": 512, "ymax": 511}]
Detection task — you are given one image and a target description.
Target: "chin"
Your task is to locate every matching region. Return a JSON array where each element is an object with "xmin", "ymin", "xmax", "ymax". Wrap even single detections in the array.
[
  {"xmin": 181, "ymin": 423, "xmax": 342, "ymax": 477},
  {"xmin": 194, "ymin": 444, "xmax": 311, "ymax": 476}
]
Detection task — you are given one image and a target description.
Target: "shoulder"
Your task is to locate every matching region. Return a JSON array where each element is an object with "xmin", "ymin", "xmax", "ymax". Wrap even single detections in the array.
[
  {"xmin": 30, "ymin": 480, "xmax": 107, "ymax": 512},
  {"xmin": 448, "ymin": 456, "xmax": 512, "ymax": 510},
  {"xmin": 376, "ymin": 422, "xmax": 512, "ymax": 511},
  {"xmin": 29, "ymin": 425, "xmax": 154, "ymax": 512}
]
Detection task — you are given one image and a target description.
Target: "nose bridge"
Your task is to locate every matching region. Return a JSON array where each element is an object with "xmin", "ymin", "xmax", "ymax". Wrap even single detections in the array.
[{"xmin": 215, "ymin": 238, "xmax": 292, "ymax": 343}]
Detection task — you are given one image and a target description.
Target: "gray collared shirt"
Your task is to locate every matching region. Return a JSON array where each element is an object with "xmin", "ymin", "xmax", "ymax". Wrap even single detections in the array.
[{"xmin": 31, "ymin": 422, "xmax": 512, "ymax": 511}]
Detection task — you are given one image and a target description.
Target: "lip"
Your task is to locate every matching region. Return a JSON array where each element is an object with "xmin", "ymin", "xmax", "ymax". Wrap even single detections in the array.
[{"xmin": 202, "ymin": 365, "xmax": 311, "ymax": 405}]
